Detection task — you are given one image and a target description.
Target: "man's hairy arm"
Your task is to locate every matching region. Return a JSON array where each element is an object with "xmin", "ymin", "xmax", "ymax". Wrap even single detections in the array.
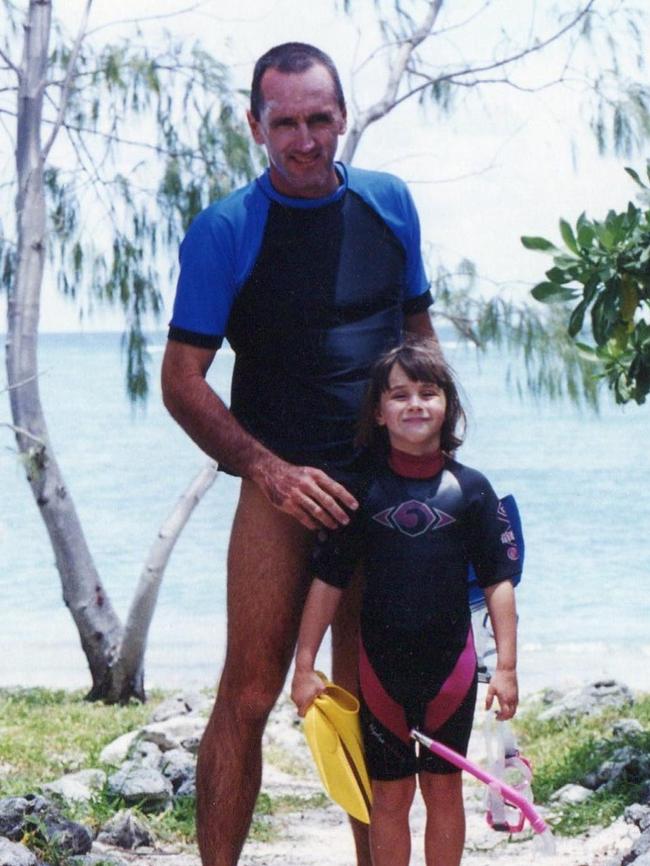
[{"xmin": 161, "ymin": 340, "xmax": 357, "ymax": 529}]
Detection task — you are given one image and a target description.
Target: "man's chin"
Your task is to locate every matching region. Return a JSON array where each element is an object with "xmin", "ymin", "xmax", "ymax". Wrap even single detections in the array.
[{"xmin": 272, "ymin": 166, "xmax": 337, "ymax": 198}]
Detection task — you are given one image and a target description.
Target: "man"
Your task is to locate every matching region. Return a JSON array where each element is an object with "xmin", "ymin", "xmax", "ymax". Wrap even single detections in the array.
[{"xmin": 161, "ymin": 42, "xmax": 435, "ymax": 866}]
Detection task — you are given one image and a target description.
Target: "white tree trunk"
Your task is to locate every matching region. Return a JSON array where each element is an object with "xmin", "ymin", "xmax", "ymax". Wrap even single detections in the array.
[
  {"xmin": 7, "ymin": 0, "xmax": 124, "ymax": 694},
  {"xmin": 104, "ymin": 462, "xmax": 220, "ymax": 702}
]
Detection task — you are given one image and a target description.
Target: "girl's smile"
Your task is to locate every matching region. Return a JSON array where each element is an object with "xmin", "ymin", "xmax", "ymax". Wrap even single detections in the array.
[{"xmin": 375, "ymin": 363, "xmax": 447, "ymax": 456}]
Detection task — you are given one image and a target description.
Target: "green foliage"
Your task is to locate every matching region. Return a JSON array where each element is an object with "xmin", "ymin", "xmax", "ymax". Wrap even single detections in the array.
[
  {"xmin": 433, "ymin": 260, "xmax": 600, "ymax": 408},
  {"xmin": 523, "ymin": 163, "xmax": 650, "ymax": 405},
  {"xmin": 3, "ymin": 18, "xmax": 258, "ymax": 402},
  {"xmin": 515, "ymin": 693, "xmax": 650, "ymax": 836}
]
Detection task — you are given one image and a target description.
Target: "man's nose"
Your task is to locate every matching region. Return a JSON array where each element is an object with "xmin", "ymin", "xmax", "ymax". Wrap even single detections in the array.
[{"xmin": 294, "ymin": 122, "xmax": 315, "ymax": 149}]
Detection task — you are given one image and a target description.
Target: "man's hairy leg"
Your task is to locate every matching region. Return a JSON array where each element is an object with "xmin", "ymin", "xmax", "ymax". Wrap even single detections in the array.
[
  {"xmin": 196, "ymin": 480, "xmax": 312, "ymax": 866},
  {"xmin": 331, "ymin": 570, "xmax": 372, "ymax": 866}
]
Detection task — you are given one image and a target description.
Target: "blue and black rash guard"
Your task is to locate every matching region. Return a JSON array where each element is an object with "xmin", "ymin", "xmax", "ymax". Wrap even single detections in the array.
[{"xmin": 168, "ymin": 163, "xmax": 432, "ymax": 470}]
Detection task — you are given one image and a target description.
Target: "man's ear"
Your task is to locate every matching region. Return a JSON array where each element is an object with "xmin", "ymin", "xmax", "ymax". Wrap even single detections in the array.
[
  {"xmin": 247, "ymin": 110, "xmax": 265, "ymax": 145},
  {"xmin": 338, "ymin": 107, "xmax": 347, "ymax": 135}
]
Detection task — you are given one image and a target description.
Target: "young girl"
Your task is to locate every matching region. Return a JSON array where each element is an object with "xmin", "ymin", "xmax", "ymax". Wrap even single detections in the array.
[{"xmin": 291, "ymin": 338, "xmax": 519, "ymax": 866}]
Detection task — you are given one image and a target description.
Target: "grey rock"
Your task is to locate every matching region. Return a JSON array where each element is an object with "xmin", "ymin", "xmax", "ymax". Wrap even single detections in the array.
[
  {"xmin": 0, "ymin": 795, "xmax": 56, "ymax": 841},
  {"xmin": 96, "ymin": 809, "xmax": 153, "ymax": 849},
  {"xmin": 175, "ymin": 778, "xmax": 196, "ymax": 798},
  {"xmin": 126, "ymin": 740, "xmax": 162, "ymax": 769},
  {"xmin": 0, "ymin": 838, "xmax": 39, "ymax": 866},
  {"xmin": 629, "ymin": 854, "xmax": 650, "ymax": 866},
  {"xmin": 107, "ymin": 762, "xmax": 173, "ymax": 812},
  {"xmin": 99, "ymin": 732, "xmax": 139, "ymax": 767},
  {"xmin": 550, "ymin": 783, "xmax": 594, "ymax": 805},
  {"xmin": 140, "ymin": 716, "xmax": 206, "ymax": 754},
  {"xmin": 582, "ymin": 771, "xmax": 600, "ymax": 790},
  {"xmin": 40, "ymin": 816, "xmax": 93, "ymax": 856},
  {"xmin": 149, "ymin": 691, "xmax": 210, "ymax": 723},
  {"xmin": 0, "ymin": 798, "xmax": 30, "ymax": 840},
  {"xmin": 42, "ymin": 770, "xmax": 106, "ymax": 805},
  {"xmin": 159, "ymin": 749, "xmax": 196, "ymax": 792},
  {"xmin": 612, "ymin": 719, "xmax": 645, "ymax": 739},
  {"xmin": 597, "ymin": 748, "xmax": 650, "ymax": 789},
  {"xmin": 623, "ymin": 828, "xmax": 650, "ymax": 864},
  {"xmin": 538, "ymin": 680, "xmax": 634, "ymax": 722},
  {"xmin": 625, "ymin": 804, "xmax": 650, "ymax": 832}
]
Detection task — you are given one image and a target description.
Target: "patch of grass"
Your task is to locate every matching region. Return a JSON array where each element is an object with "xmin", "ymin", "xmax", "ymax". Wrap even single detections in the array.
[
  {"xmin": 0, "ymin": 687, "xmax": 155, "ymax": 796},
  {"xmin": 149, "ymin": 795, "xmax": 196, "ymax": 846},
  {"xmin": 0, "ymin": 687, "xmax": 330, "ymax": 854},
  {"xmin": 514, "ymin": 692, "xmax": 650, "ymax": 836}
]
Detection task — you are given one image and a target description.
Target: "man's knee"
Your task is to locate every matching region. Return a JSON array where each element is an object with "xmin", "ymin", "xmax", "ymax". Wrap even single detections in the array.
[{"xmin": 215, "ymin": 665, "xmax": 284, "ymax": 726}]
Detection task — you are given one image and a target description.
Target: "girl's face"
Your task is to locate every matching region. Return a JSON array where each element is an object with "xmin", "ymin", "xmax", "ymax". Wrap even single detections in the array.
[{"xmin": 375, "ymin": 363, "xmax": 447, "ymax": 455}]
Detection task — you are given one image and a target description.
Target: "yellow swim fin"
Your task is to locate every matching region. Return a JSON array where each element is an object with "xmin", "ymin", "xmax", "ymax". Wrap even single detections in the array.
[{"xmin": 303, "ymin": 673, "xmax": 373, "ymax": 824}]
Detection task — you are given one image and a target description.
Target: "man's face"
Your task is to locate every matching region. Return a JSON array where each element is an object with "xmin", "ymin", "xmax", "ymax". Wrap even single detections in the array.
[{"xmin": 247, "ymin": 63, "xmax": 347, "ymax": 199}]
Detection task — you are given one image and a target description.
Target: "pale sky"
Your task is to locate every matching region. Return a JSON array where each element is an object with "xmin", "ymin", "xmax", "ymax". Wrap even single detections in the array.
[{"xmin": 1, "ymin": 0, "xmax": 644, "ymax": 332}]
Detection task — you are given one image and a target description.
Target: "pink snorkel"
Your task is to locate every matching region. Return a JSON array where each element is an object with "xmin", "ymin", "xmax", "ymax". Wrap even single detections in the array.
[{"xmin": 411, "ymin": 728, "xmax": 554, "ymax": 849}]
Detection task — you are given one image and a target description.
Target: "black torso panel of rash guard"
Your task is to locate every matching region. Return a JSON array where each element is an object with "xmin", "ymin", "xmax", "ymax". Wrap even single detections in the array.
[{"xmin": 226, "ymin": 192, "xmax": 408, "ymax": 466}]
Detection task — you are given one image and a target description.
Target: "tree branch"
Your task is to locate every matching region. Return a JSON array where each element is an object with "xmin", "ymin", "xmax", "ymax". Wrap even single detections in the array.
[
  {"xmin": 42, "ymin": 0, "xmax": 93, "ymax": 160},
  {"xmin": 388, "ymin": 0, "xmax": 596, "ymax": 115},
  {"xmin": 342, "ymin": 0, "xmax": 596, "ymax": 161},
  {"xmin": 0, "ymin": 421, "xmax": 46, "ymax": 446},
  {"xmin": 342, "ymin": 0, "xmax": 444, "ymax": 162},
  {"xmin": 85, "ymin": 1, "xmax": 211, "ymax": 37},
  {"xmin": 0, "ymin": 46, "xmax": 20, "ymax": 77}
]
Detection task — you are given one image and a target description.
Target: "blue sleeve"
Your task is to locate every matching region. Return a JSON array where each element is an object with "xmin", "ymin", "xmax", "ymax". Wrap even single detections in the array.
[
  {"xmin": 169, "ymin": 182, "xmax": 269, "ymax": 347},
  {"xmin": 346, "ymin": 167, "xmax": 431, "ymax": 304},
  {"xmin": 394, "ymin": 179, "xmax": 430, "ymax": 302}
]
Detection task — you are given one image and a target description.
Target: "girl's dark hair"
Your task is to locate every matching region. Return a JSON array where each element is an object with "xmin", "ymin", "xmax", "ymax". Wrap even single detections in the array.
[
  {"xmin": 357, "ymin": 337, "xmax": 466, "ymax": 455},
  {"xmin": 250, "ymin": 42, "xmax": 346, "ymax": 121}
]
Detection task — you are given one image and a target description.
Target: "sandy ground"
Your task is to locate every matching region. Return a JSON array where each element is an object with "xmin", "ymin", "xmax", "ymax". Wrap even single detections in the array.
[{"xmin": 93, "ymin": 696, "xmax": 641, "ymax": 866}]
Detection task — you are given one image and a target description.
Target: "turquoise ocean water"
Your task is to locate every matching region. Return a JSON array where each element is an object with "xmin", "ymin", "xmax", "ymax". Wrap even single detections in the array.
[{"xmin": 1, "ymin": 332, "xmax": 648, "ymax": 695}]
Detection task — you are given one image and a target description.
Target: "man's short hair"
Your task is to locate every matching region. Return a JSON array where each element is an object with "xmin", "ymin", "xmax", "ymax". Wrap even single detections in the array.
[{"xmin": 250, "ymin": 42, "xmax": 346, "ymax": 120}]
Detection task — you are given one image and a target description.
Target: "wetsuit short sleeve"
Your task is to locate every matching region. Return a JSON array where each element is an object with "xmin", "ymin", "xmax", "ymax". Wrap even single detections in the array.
[
  {"xmin": 311, "ymin": 515, "xmax": 363, "ymax": 590},
  {"xmin": 463, "ymin": 475, "xmax": 522, "ymax": 589}
]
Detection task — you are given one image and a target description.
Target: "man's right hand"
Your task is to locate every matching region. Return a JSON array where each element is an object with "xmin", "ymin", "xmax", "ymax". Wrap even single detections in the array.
[{"xmin": 251, "ymin": 455, "xmax": 358, "ymax": 530}]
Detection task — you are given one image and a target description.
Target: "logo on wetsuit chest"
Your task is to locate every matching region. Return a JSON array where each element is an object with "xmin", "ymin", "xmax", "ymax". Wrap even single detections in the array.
[{"xmin": 371, "ymin": 499, "xmax": 456, "ymax": 537}]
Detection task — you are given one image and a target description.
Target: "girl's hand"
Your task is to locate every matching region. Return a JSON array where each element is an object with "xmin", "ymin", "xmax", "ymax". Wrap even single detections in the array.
[
  {"xmin": 291, "ymin": 669, "xmax": 327, "ymax": 717},
  {"xmin": 485, "ymin": 668, "xmax": 519, "ymax": 720}
]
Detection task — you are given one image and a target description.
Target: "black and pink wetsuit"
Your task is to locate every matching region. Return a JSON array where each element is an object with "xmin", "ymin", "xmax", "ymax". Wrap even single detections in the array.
[{"xmin": 312, "ymin": 448, "xmax": 522, "ymax": 780}]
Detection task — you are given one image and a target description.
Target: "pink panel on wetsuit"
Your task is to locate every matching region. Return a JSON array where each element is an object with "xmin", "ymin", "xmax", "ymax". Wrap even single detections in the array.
[
  {"xmin": 359, "ymin": 640, "xmax": 412, "ymax": 744},
  {"xmin": 358, "ymin": 628, "xmax": 476, "ymax": 744},
  {"xmin": 423, "ymin": 628, "xmax": 476, "ymax": 733}
]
